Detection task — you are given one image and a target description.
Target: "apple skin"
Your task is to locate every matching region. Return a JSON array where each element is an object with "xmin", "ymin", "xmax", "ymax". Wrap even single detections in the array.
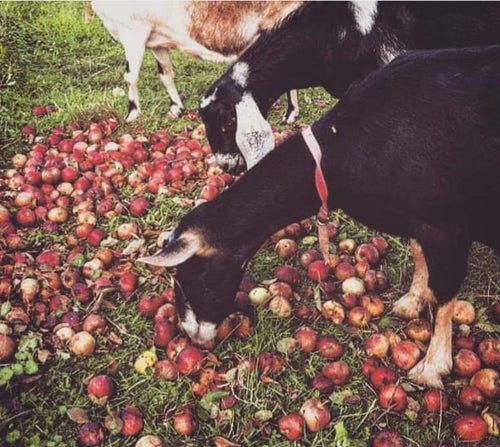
[
  {"xmin": 277, "ymin": 412, "xmax": 305, "ymax": 441},
  {"xmin": 454, "ymin": 413, "xmax": 488, "ymax": 443},
  {"xmin": 459, "ymin": 386, "xmax": 486, "ymax": 411},
  {"xmin": 378, "ymin": 384, "xmax": 407, "ymax": 412},
  {"xmin": 317, "ymin": 336, "xmax": 343, "ymax": 360},
  {"xmin": 322, "ymin": 360, "xmax": 350, "ymax": 386},
  {"xmin": 470, "ymin": 368, "xmax": 500, "ymax": 400},
  {"xmin": 176, "ymin": 346, "xmax": 204, "ymax": 376},
  {"xmin": 120, "ymin": 406, "xmax": 144, "ymax": 436},
  {"xmin": 293, "ymin": 326, "xmax": 318, "ymax": 352},
  {"xmin": 365, "ymin": 333, "xmax": 390, "ymax": 359},
  {"xmin": 311, "ymin": 374, "xmax": 334, "ymax": 394},
  {"xmin": 391, "ymin": 341, "xmax": 421, "ymax": 370},
  {"xmin": 372, "ymin": 430, "xmax": 404, "ymax": 447},
  {"xmin": 299, "ymin": 398, "xmax": 331, "ymax": 432},
  {"xmin": 453, "ymin": 349, "xmax": 481, "ymax": 377},
  {"xmin": 423, "ymin": 389, "xmax": 449, "ymax": 412},
  {"xmin": 369, "ymin": 367, "xmax": 397, "ymax": 390},
  {"xmin": 477, "ymin": 338, "xmax": 500, "ymax": 368}
]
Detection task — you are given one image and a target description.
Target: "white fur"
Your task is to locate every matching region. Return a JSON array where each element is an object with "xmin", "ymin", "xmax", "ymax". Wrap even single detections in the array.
[
  {"xmin": 231, "ymin": 62, "xmax": 250, "ymax": 88},
  {"xmin": 181, "ymin": 306, "xmax": 218, "ymax": 343},
  {"xmin": 200, "ymin": 87, "xmax": 218, "ymax": 109},
  {"xmin": 215, "ymin": 152, "xmax": 245, "ymax": 172},
  {"xmin": 379, "ymin": 43, "xmax": 403, "ymax": 64},
  {"xmin": 350, "ymin": 1, "xmax": 378, "ymax": 35},
  {"xmin": 235, "ymin": 93, "xmax": 275, "ymax": 169}
]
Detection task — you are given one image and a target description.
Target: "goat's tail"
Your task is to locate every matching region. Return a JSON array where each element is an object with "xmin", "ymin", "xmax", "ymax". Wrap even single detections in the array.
[{"xmin": 84, "ymin": 1, "xmax": 92, "ymax": 25}]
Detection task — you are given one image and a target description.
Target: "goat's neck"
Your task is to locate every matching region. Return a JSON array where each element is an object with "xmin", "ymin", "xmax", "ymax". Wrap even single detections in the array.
[{"xmin": 192, "ymin": 134, "xmax": 323, "ymax": 257}]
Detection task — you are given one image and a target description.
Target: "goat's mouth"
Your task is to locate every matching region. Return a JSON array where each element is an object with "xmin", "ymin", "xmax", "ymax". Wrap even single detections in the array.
[{"xmin": 214, "ymin": 152, "xmax": 246, "ymax": 173}]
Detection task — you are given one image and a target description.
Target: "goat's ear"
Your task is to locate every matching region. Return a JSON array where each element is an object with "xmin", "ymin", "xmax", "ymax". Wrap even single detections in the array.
[
  {"xmin": 138, "ymin": 233, "xmax": 202, "ymax": 267},
  {"xmin": 235, "ymin": 93, "xmax": 275, "ymax": 169}
]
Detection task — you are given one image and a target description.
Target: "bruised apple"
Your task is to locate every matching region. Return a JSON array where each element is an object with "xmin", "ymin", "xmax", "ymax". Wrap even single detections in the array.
[
  {"xmin": 277, "ymin": 413, "xmax": 305, "ymax": 441},
  {"xmin": 299, "ymin": 398, "xmax": 331, "ymax": 432}
]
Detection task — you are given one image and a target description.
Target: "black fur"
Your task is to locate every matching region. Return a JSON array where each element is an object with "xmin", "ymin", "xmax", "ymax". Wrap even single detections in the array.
[
  {"xmin": 201, "ymin": 1, "xmax": 500, "ymax": 169},
  {"xmin": 175, "ymin": 45, "xmax": 500, "ymax": 325}
]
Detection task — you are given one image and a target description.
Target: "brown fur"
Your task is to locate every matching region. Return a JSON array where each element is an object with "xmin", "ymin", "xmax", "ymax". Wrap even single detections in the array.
[
  {"xmin": 408, "ymin": 297, "xmax": 456, "ymax": 389},
  {"xmin": 392, "ymin": 239, "xmax": 437, "ymax": 319},
  {"xmin": 187, "ymin": 1, "xmax": 304, "ymax": 55}
]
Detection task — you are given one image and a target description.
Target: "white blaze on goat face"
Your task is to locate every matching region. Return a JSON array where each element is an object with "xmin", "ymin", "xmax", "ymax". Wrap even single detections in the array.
[
  {"xmin": 350, "ymin": 1, "xmax": 378, "ymax": 35},
  {"xmin": 235, "ymin": 93, "xmax": 275, "ymax": 169},
  {"xmin": 231, "ymin": 62, "xmax": 250, "ymax": 88},
  {"xmin": 181, "ymin": 305, "xmax": 217, "ymax": 343},
  {"xmin": 200, "ymin": 87, "xmax": 218, "ymax": 109}
]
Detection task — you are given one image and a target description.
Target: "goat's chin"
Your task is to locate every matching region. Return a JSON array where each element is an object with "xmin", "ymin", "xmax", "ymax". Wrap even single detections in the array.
[{"xmin": 215, "ymin": 152, "xmax": 246, "ymax": 173}]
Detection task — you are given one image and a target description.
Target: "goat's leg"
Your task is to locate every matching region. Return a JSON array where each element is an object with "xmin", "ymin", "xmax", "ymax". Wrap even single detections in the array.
[
  {"xmin": 123, "ymin": 37, "xmax": 146, "ymax": 122},
  {"xmin": 393, "ymin": 239, "xmax": 436, "ymax": 319},
  {"xmin": 152, "ymin": 48, "xmax": 184, "ymax": 119},
  {"xmin": 283, "ymin": 90, "xmax": 300, "ymax": 124},
  {"xmin": 407, "ymin": 229, "xmax": 470, "ymax": 389}
]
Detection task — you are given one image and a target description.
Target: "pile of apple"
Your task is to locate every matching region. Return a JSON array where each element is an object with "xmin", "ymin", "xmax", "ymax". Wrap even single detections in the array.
[{"xmin": 0, "ymin": 116, "xmax": 498, "ymax": 446}]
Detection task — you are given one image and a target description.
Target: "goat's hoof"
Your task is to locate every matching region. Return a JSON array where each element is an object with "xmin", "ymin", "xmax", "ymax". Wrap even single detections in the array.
[
  {"xmin": 167, "ymin": 105, "xmax": 183, "ymax": 119},
  {"xmin": 392, "ymin": 293, "xmax": 423, "ymax": 320},
  {"xmin": 408, "ymin": 359, "xmax": 446, "ymax": 390},
  {"xmin": 125, "ymin": 110, "xmax": 142, "ymax": 123},
  {"xmin": 282, "ymin": 112, "xmax": 299, "ymax": 125}
]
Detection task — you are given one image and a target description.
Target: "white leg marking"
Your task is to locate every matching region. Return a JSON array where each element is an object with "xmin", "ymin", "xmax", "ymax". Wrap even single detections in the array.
[
  {"xmin": 408, "ymin": 298, "xmax": 456, "ymax": 389},
  {"xmin": 284, "ymin": 89, "xmax": 300, "ymax": 124},
  {"xmin": 153, "ymin": 48, "xmax": 184, "ymax": 118},
  {"xmin": 350, "ymin": 1, "xmax": 378, "ymax": 35},
  {"xmin": 123, "ymin": 36, "xmax": 147, "ymax": 122},
  {"xmin": 393, "ymin": 239, "xmax": 436, "ymax": 319}
]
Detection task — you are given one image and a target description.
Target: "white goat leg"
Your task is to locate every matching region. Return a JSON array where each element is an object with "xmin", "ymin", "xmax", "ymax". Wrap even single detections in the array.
[
  {"xmin": 153, "ymin": 48, "xmax": 184, "ymax": 119},
  {"xmin": 123, "ymin": 35, "xmax": 147, "ymax": 122}
]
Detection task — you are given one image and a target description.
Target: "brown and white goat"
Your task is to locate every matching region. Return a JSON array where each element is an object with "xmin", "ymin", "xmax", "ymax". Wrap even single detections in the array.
[
  {"xmin": 140, "ymin": 45, "xmax": 500, "ymax": 389},
  {"xmin": 91, "ymin": 0, "xmax": 303, "ymax": 122}
]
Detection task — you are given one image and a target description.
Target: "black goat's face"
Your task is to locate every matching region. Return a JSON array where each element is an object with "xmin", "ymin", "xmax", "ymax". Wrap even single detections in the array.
[
  {"xmin": 200, "ymin": 79, "xmax": 275, "ymax": 172},
  {"xmin": 138, "ymin": 230, "xmax": 244, "ymax": 345}
]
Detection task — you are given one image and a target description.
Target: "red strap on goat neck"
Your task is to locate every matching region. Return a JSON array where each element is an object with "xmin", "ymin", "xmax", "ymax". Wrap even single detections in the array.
[{"xmin": 301, "ymin": 126, "xmax": 330, "ymax": 262}]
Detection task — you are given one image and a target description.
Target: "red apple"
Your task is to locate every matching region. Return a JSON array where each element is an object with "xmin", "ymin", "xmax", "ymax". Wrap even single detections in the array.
[
  {"xmin": 307, "ymin": 260, "xmax": 330, "ymax": 282},
  {"xmin": 277, "ymin": 412, "xmax": 305, "ymax": 441},
  {"xmin": 300, "ymin": 249, "xmax": 322, "ymax": 268},
  {"xmin": 405, "ymin": 319, "xmax": 431, "ymax": 342},
  {"xmin": 347, "ymin": 306, "xmax": 371, "ymax": 327},
  {"xmin": 69, "ymin": 331, "xmax": 95, "ymax": 357},
  {"xmin": 454, "ymin": 413, "xmax": 488, "ymax": 443},
  {"xmin": 362, "ymin": 358, "xmax": 379, "ymax": 378},
  {"xmin": 173, "ymin": 407, "xmax": 197, "ymax": 436},
  {"xmin": 470, "ymin": 368, "xmax": 499, "ymax": 400},
  {"xmin": 372, "ymin": 430, "xmax": 404, "ymax": 447},
  {"xmin": 120, "ymin": 406, "xmax": 143, "ymax": 436},
  {"xmin": 423, "ymin": 389, "xmax": 448, "ymax": 412},
  {"xmin": 379, "ymin": 384, "xmax": 407, "ymax": 411},
  {"xmin": 299, "ymin": 398, "xmax": 331, "ymax": 432},
  {"xmin": 322, "ymin": 360, "xmax": 350, "ymax": 385},
  {"xmin": 477, "ymin": 338, "xmax": 499, "ymax": 368},
  {"xmin": 355, "ymin": 243, "xmax": 380, "ymax": 265},
  {"xmin": 293, "ymin": 326, "xmax": 318, "ymax": 352},
  {"xmin": 154, "ymin": 360, "xmax": 178, "ymax": 381},
  {"xmin": 275, "ymin": 265, "xmax": 301, "ymax": 287},
  {"xmin": 137, "ymin": 294, "xmax": 164, "ymax": 319},
  {"xmin": 268, "ymin": 282, "xmax": 293, "ymax": 298},
  {"xmin": 369, "ymin": 367, "xmax": 397, "ymax": 390},
  {"xmin": 459, "ymin": 386, "xmax": 486, "ymax": 411},
  {"xmin": 391, "ymin": 341, "xmax": 421, "ymax": 370},
  {"xmin": 82, "ymin": 313, "xmax": 106, "ymax": 335},
  {"xmin": 176, "ymin": 346, "xmax": 204, "ymax": 376},
  {"xmin": 78, "ymin": 422, "xmax": 104, "ymax": 446},
  {"xmin": 311, "ymin": 374, "xmax": 334, "ymax": 394},
  {"xmin": 154, "ymin": 320, "xmax": 177, "ymax": 348},
  {"xmin": 317, "ymin": 336, "xmax": 343, "ymax": 360},
  {"xmin": 335, "ymin": 262, "xmax": 355, "ymax": 281},
  {"xmin": 365, "ymin": 334, "xmax": 390, "ymax": 359},
  {"xmin": 453, "ymin": 349, "xmax": 481, "ymax": 377},
  {"xmin": 268, "ymin": 295, "xmax": 292, "ymax": 318},
  {"xmin": 87, "ymin": 375, "xmax": 114, "ymax": 403},
  {"xmin": 371, "ymin": 236, "xmax": 389, "ymax": 255},
  {"xmin": 359, "ymin": 294, "xmax": 385, "ymax": 317},
  {"xmin": 275, "ymin": 238, "xmax": 298, "ymax": 259},
  {"xmin": 0, "ymin": 335, "xmax": 15, "ymax": 361},
  {"xmin": 452, "ymin": 300, "xmax": 475, "ymax": 324},
  {"xmin": 129, "ymin": 198, "xmax": 150, "ymax": 217}
]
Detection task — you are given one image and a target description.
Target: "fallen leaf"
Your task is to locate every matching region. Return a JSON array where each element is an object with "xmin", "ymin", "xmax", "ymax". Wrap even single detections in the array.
[{"xmin": 67, "ymin": 408, "xmax": 89, "ymax": 424}]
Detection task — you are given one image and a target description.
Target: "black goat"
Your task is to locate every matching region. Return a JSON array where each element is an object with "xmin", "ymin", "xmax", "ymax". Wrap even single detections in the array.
[
  {"xmin": 141, "ymin": 45, "xmax": 500, "ymax": 388},
  {"xmin": 200, "ymin": 1, "xmax": 500, "ymax": 171}
]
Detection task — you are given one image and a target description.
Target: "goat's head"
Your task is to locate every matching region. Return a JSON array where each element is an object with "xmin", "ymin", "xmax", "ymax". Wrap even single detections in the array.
[
  {"xmin": 138, "ymin": 224, "xmax": 246, "ymax": 345},
  {"xmin": 200, "ymin": 63, "xmax": 275, "ymax": 173}
]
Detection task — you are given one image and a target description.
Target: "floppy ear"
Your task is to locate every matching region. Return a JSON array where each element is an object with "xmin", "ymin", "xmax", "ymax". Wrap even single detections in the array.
[
  {"xmin": 138, "ymin": 233, "xmax": 202, "ymax": 267},
  {"xmin": 235, "ymin": 93, "xmax": 275, "ymax": 169}
]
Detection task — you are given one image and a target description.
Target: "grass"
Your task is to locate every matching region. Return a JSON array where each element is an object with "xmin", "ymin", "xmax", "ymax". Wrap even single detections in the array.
[{"xmin": 0, "ymin": 2, "xmax": 499, "ymax": 447}]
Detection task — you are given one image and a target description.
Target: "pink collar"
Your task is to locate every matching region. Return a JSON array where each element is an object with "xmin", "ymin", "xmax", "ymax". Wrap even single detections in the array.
[{"xmin": 302, "ymin": 126, "xmax": 330, "ymax": 262}]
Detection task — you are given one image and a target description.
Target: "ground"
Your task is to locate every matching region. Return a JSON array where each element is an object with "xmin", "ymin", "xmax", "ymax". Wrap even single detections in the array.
[{"xmin": 0, "ymin": 3, "xmax": 498, "ymax": 447}]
